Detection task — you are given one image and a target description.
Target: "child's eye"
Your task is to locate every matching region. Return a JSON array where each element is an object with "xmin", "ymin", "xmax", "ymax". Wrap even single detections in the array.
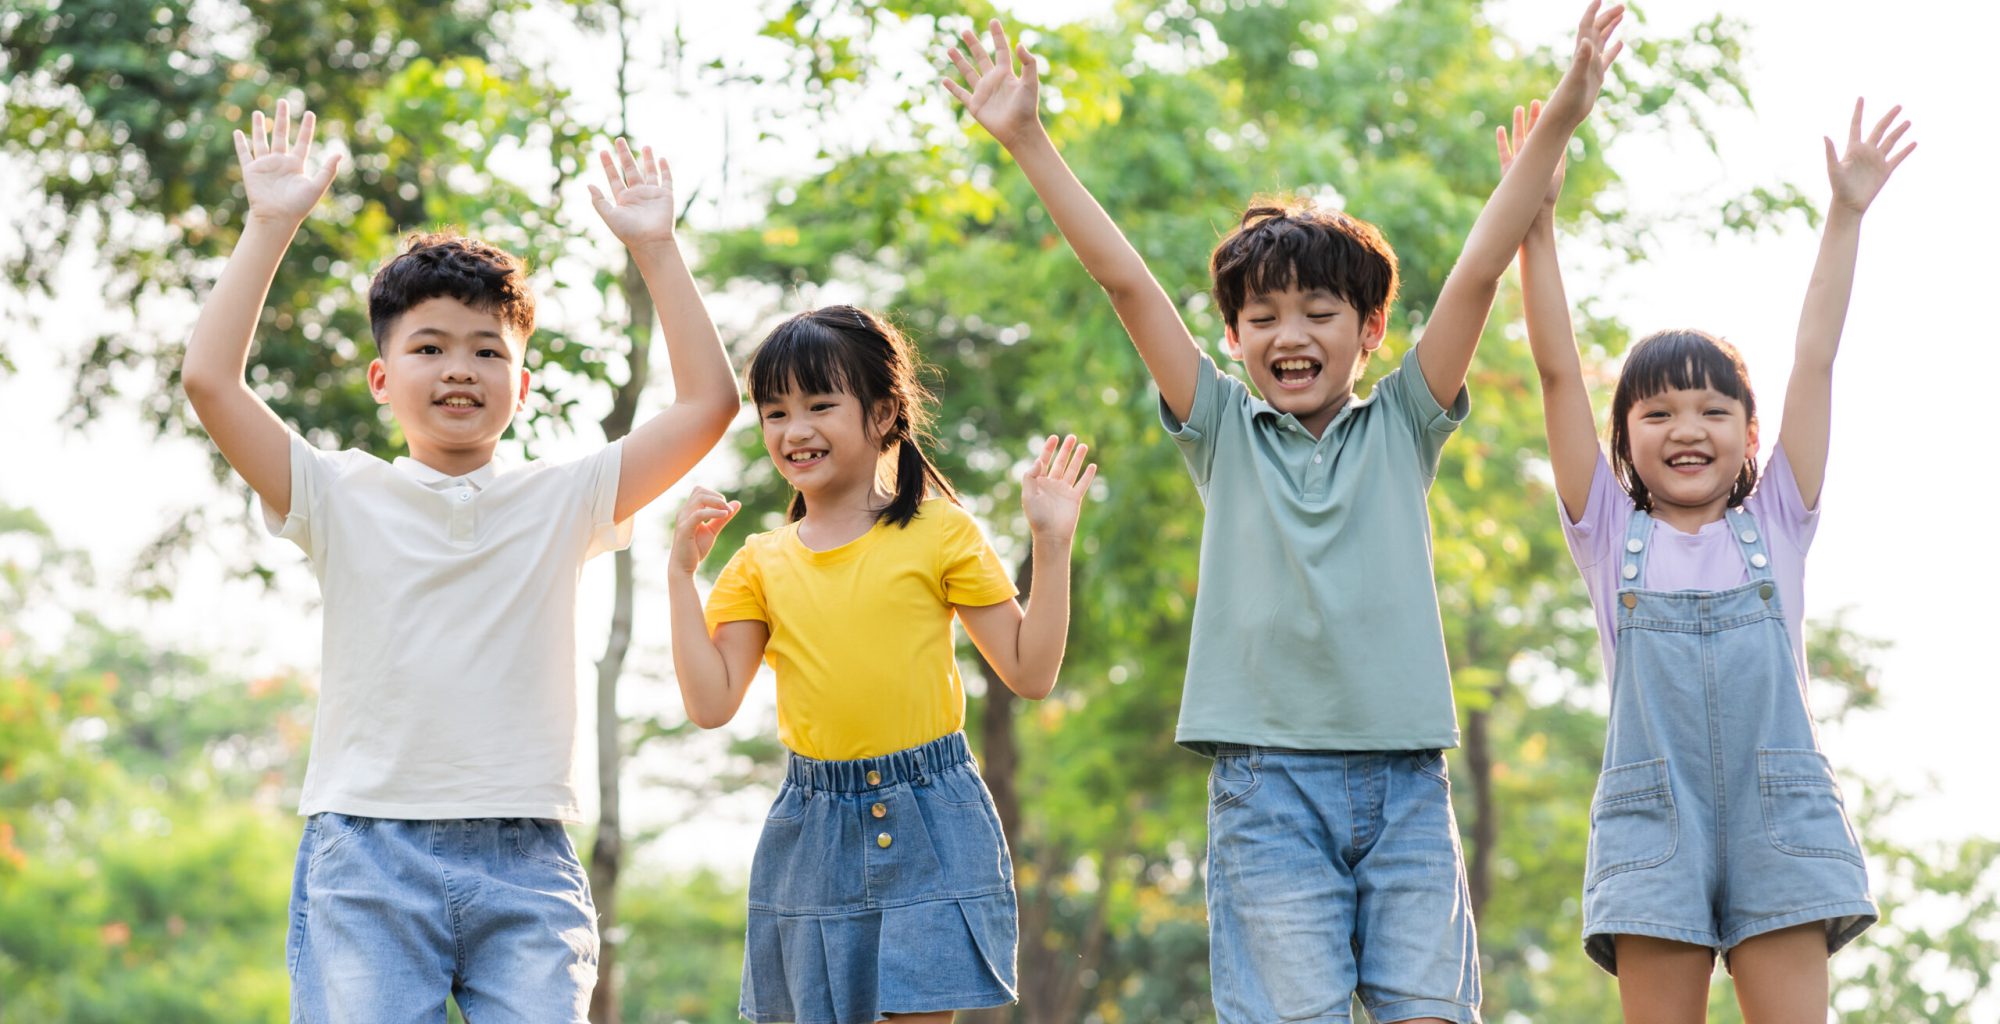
[
  {"xmin": 478, "ymin": 348, "xmax": 506, "ymax": 359},
  {"xmin": 762, "ymin": 409, "xmax": 785, "ymax": 421},
  {"xmin": 1309, "ymin": 312, "xmax": 1336, "ymax": 320},
  {"xmin": 810, "ymin": 402, "xmax": 835, "ymax": 412},
  {"xmin": 415, "ymin": 344, "xmax": 442, "ymax": 355}
]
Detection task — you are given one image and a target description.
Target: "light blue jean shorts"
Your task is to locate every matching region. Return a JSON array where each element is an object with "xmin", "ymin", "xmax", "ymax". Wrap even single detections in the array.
[
  {"xmin": 1206, "ymin": 748, "xmax": 1481, "ymax": 1024},
  {"xmin": 741, "ymin": 731, "xmax": 1017, "ymax": 1024},
  {"xmin": 286, "ymin": 814, "xmax": 598, "ymax": 1024}
]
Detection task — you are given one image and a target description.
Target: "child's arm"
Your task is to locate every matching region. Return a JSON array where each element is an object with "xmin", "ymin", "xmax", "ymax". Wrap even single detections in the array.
[
  {"xmin": 589, "ymin": 140, "xmax": 743, "ymax": 524},
  {"xmin": 1414, "ymin": 1, "xmax": 1623, "ymax": 409},
  {"xmin": 944, "ymin": 20, "xmax": 1201, "ymax": 422},
  {"xmin": 181, "ymin": 101, "xmax": 342, "ymax": 518},
  {"xmin": 667, "ymin": 486, "xmax": 769, "ymax": 728},
  {"xmin": 956, "ymin": 434, "xmax": 1097, "ymax": 700},
  {"xmin": 1779, "ymin": 99, "xmax": 1914, "ymax": 508},
  {"xmin": 1501, "ymin": 101, "xmax": 1599, "ymax": 522}
]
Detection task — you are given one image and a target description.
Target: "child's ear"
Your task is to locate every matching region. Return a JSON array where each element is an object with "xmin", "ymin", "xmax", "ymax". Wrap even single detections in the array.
[
  {"xmin": 1745, "ymin": 418, "xmax": 1760, "ymax": 460},
  {"xmin": 1361, "ymin": 308, "xmax": 1387, "ymax": 352},
  {"xmin": 367, "ymin": 358, "xmax": 391, "ymax": 404},
  {"xmin": 869, "ymin": 398, "xmax": 899, "ymax": 444},
  {"xmin": 516, "ymin": 367, "xmax": 531, "ymax": 412},
  {"xmin": 1223, "ymin": 324, "xmax": 1244, "ymax": 362}
]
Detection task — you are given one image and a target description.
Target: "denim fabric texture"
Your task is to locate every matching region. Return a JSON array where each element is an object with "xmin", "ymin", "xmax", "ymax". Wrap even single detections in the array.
[
  {"xmin": 1205, "ymin": 748, "xmax": 1481, "ymax": 1024},
  {"xmin": 286, "ymin": 814, "xmax": 598, "ymax": 1023},
  {"xmin": 1582, "ymin": 506, "xmax": 1876, "ymax": 973},
  {"xmin": 740, "ymin": 731, "xmax": 1017, "ymax": 1024}
]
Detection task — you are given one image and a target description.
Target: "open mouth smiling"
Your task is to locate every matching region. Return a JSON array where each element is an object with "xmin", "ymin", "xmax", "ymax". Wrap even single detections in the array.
[{"xmin": 1271, "ymin": 357, "xmax": 1323, "ymax": 389}]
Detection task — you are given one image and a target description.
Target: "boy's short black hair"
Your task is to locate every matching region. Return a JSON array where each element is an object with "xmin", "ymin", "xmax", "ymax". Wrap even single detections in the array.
[
  {"xmin": 1609, "ymin": 328, "xmax": 1761, "ymax": 511},
  {"xmin": 1210, "ymin": 198, "xmax": 1400, "ymax": 329},
  {"xmin": 366, "ymin": 232, "xmax": 535, "ymax": 353}
]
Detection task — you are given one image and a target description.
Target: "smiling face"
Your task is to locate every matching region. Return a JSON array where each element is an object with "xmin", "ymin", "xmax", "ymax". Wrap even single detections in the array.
[
  {"xmin": 1621, "ymin": 386, "xmax": 1758, "ymax": 525},
  {"xmin": 1225, "ymin": 286, "xmax": 1386, "ymax": 436},
  {"xmin": 757, "ymin": 386, "xmax": 892, "ymax": 504},
  {"xmin": 367, "ymin": 296, "xmax": 529, "ymax": 471}
]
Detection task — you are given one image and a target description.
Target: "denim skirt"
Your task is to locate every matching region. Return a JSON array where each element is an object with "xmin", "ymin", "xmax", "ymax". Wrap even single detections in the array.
[{"xmin": 740, "ymin": 731, "xmax": 1018, "ymax": 1024}]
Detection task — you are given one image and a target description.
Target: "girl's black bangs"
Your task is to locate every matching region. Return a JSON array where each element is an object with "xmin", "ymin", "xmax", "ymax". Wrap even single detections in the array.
[{"xmin": 747, "ymin": 317, "xmax": 855, "ymax": 405}]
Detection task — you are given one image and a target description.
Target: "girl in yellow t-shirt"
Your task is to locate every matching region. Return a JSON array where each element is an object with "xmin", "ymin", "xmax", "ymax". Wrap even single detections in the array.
[{"xmin": 667, "ymin": 305, "xmax": 1096, "ymax": 1024}]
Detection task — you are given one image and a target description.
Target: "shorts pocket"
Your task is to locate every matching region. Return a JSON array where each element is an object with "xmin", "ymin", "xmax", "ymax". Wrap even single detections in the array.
[
  {"xmin": 1586, "ymin": 759, "xmax": 1677, "ymax": 888},
  {"xmin": 1209, "ymin": 750, "xmax": 1262, "ymax": 812},
  {"xmin": 763, "ymin": 781, "xmax": 810, "ymax": 824},
  {"xmin": 511, "ymin": 819, "xmax": 589, "ymax": 879},
  {"xmin": 305, "ymin": 812, "xmax": 372, "ymax": 870},
  {"xmin": 1758, "ymin": 748, "xmax": 1864, "ymax": 866},
  {"xmin": 929, "ymin": 763, "xmax": 998, "ymax": 808}
]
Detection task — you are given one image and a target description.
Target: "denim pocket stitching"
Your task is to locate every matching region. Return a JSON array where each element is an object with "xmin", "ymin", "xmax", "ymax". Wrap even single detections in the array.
[
  {"xmin": 512, "ymin": 821, "xmax": 588, "ymax": 877},
  {"xmin": 1586, "ymin": 759, "xmax": 1677, "ymax": 887},
  {"xmin": 928, "ymin": 765, "xmax": 996, "ymax": 807},
  {"xmin": 1413, "ymin": 749, "xmax": 1451, "ymax": 790},
  {"xmin": 1209, "ymin": 753, "xmax": 1263, "ymax": 812},
  {"xmin": 1757, "ymin": 750, "xmax": 1864, "ymax": 866},
  {"xmin": 763, "ymin": 782, "xmax": 811, "ymax": 824},
  {"xmin": 304, "ymin": 813, "xmax": 370, "ymax": 871}
]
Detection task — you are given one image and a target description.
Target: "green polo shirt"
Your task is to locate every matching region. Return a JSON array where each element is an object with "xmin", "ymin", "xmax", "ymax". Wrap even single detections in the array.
[{"xmin": 1162, "ymin": 345, "xmax": 1468, "ymax": 755}]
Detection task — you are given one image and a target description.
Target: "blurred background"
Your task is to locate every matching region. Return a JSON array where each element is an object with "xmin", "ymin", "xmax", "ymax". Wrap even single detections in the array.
[{"xmin": 3, "ymin": 0, "xmax": 1994, "ymax": 1021}]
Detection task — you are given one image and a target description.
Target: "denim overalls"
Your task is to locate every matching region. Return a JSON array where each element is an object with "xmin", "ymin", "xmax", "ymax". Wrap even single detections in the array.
[{"xmin": 1581, "ymin": 506, "xmax": 1877, "ymax": 974}]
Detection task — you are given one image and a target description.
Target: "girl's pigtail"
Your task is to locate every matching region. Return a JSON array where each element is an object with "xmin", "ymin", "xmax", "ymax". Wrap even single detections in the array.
[{"xmin": 882, "ymin": 424, "xmax": 958, "ymax": 528}]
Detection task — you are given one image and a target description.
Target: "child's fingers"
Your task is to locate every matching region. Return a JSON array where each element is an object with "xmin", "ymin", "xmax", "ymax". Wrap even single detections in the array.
[
  {"xmin": 1880, "ymin": 119, "xmax": 1910, "ymax": 155},
  {"xmin": 960, "ymin": 27, "xmax": 991, "ymax": 72},
  {"xmin": 1887, "ymin": 141, "xmax": 1916, "ymax": 172},
  {"xmin": 1575, "ymin": 0, "xmax": 1601, "ymax": 42},
  {"xmin": 599, "ymin": 147, "xmax": 624, "ymax": 194},
  {"xmin": 1062, "ymin": 442, "xmax": 1090, "ymax": 485},
  {"xmin": 1848, "ymin": 97, "xmax": 1865, "ymax": 145},
  {"xmin": 946, "ymin": 46, "xmax": 979, "ymax": 86},
  {"xmin": 1868, "ymin": 105, "xmax": 1902, "ymax": 147},
  {"xmin": 1495, "ymin": 126, "xmax": 1510, "ymax": 170},
  {"xmin": 1602, "ymin": 38, "xmax": 1622, "ymax": 65},
  {"xmin": 298, "ymin": 110, "xmax": 316, "ymax": 162},
  {"xmin": 616, "ymin": 137, "xmax": 642, "ymax": 183},
  {"xmin": 1018, "ymin": 43, "xmax": 1038, "ymax": 88},
  {"xmin": 1823, "ymin": 136, "xmax": 1839, "ymax": 176},
  {"xmin": 1075, "ymin": 462, "xmax": 1098, "ymax": 497},
  {"xmin": 942, "ymin": 77, "xmax": 973, "ymax": 107},
  {"xmin": 988, "ymin": 19, "xmax": 1011, "ymax": 75},
  {"xmin": 275, "ymin": 99, "xmax": 291, "ymax": 153},
  {"xmin": 233, "ymin": 129, "xmax": 253, "ymax": 168},
  {"xmin": 251, "ymin": 109, "xmax": 268, "ymax": 157},
  {"xmin": 314, "ymin": 152, "xmax": 341, "ymax": 190}
]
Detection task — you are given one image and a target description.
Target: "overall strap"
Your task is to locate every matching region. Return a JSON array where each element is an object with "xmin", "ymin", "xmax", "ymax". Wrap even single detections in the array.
[
  {"xmin": 1618, "ymin": 507, "xmax": 1654, "ymax": 590},
  {"xmin": 1723, "ymin": 506, "xmax": 1775, "ymax": 581}
]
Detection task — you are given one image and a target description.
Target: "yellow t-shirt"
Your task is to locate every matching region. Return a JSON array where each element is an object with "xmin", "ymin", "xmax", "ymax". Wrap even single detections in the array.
[{"xmin": 704, "ymin": 498, "xmax": 1018, "ymax": 760}]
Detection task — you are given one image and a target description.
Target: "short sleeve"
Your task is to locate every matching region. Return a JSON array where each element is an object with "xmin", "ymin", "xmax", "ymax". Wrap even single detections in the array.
[
  {"xmin": 1561, "ymin": 450, "xmax": 1634, "ymax": 571},
  {"xmin": 1746, "ymin": 444, "xmax": 1820, "ymax": 555},
  {"xmin": 579, "ymin": 439, "xmax": 634, "ymax": 561},
  {"xmin": 1375, "ymin": 344, "xmax": 1470, "ymax": 472},
  {"xmin": 1159, "ymin": 351, "xmax": 1236, "ymax": 488},
  {"xmin": 704, "ymin": 542, "xmax": 768, "ymax": 630},
  {"xmin": 934, "ymin": 504, "xmax": 1017, "ymax": 608},
  {"xmin": 260, "ymin": 432, "xmax": 342, "ymax": 555}
]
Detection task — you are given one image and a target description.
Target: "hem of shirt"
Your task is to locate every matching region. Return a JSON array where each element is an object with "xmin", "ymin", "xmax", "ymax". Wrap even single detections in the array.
[
  {"xmin": 299, "ymin": 798, "xmax": 584, "ymax": 823},
  {"xmin": 1175, "ymin": 728, "xmax": 1461, "ymax": 757}
]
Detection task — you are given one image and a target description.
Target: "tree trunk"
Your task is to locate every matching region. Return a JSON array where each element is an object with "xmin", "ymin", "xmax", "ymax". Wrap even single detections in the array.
[
  {"xmin": 587, "ymin": 247, "xmax": 653, "ymax": 1024},
  {"xmin": 1463, "ymin": 704, "xmax": 1494, "ymax": 920}
]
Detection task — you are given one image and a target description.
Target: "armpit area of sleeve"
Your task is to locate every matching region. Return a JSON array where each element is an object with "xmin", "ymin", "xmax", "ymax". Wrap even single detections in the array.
[
  {"xmin": 1157, "ymin": 350, "xmax": 1225, "ymax": 442},
  {"xmin": 1395, "ymin": 345, "xmax": 1470, "ymax": 434},
  {"xmin": 260, "ymin": 431, "xmax": 317, "ymax": 545}
]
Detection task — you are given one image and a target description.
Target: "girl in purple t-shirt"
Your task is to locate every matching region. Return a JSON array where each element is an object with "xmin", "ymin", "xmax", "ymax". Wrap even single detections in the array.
[{"xmin": 1499, "ymin": 98, "xmax": 1915, "ymax": 1019}]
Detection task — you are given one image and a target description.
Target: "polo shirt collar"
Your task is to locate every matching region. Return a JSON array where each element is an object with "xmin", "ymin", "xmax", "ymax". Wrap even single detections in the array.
[
  {"xmin": 393, "ymin": 454, "xmax": 504, "ymax": 491},
  {"xmin": 1248, "ymin": 389, "xmax": 1380, "ymax": 435}
]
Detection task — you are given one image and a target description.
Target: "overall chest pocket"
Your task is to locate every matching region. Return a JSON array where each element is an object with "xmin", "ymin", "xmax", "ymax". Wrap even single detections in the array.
[
  {"xmin": 1586, "ymin": 759, "xmax": 1678, "ymax": 889},
  {"xmin": 1757, "ymin": 748, "xmax": 1864, "ymax": 866}
]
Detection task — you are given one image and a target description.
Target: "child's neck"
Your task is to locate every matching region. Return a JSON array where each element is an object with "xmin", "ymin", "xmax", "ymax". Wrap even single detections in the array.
[
  {"xmin": 796, "ymin": 481, "xmax": 894, "ymax": 551},
  {"xmin": 1649, "ymin": 496, "xmax": 1729, "ymax": 536},
  {"xmin": 404, "ymin": 437, "xmax": 501, "ymax": 479}
]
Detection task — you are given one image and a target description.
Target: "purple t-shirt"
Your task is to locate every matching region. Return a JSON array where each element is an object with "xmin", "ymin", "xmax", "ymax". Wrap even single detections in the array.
[{"xmin": 1563, "ymin": 445, "xmax": 1818, "ymax": 682}]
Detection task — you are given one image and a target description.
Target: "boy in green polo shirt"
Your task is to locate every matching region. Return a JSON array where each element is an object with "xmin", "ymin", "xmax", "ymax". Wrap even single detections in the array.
[{"xmin": 946, "ymin": 5, "xmax": 1623, "ymax": 1020}]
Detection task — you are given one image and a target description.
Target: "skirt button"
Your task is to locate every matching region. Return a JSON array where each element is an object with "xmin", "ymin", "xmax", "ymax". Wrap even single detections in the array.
[
  {"xmin": 871, "ymin": 802, "xmax": 887, "ymax": 819},
  {"xmin": 866, "ymin": 770, "xmax": 881, "ymax": 786},
  {"xmin": 876, "ymin": 832, "xmax": 892, "ymax": 848}
]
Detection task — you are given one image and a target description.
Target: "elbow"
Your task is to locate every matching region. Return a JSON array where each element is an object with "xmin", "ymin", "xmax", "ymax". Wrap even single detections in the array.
[
  {"xmin": 1007, "ymin": 673, "xmax": 1058, "ymax": 702},
  {"xmin": 686, "ymin": 705, "xmax": 734, "ymax": 730}
]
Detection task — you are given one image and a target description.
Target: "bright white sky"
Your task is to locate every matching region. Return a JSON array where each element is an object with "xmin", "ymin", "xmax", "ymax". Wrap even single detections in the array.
[{"xmin": 3, "ymin": 0, "xmax": 1992, "ymax": 931}]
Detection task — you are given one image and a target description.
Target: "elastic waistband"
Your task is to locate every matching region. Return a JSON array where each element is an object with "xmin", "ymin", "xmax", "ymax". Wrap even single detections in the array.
[{"xmin": 785, "ymin": 732, "xmax": 973, "ymax": 794}]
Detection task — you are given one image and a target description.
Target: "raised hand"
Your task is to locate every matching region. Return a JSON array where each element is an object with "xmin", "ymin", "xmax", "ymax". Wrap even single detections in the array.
[
  {"xmin": 232, "ymin": 99, "xmax": 340, "ymax": 226},
  {"xmin": 589, "ymin": 138, "xmax": 677, "ymax": 249},
  {"xmin": 670, "ymin": 486, "xmax": 740, "ymax": 577},
  {"xmin": 943, "ymin": 18, "xmax": 1043, "ymax": 149},
  {"xmin": 1497, "ymin": 100, "xmax": 1566, "ymax": 226},
  {"xmin": 1020, "ymin": 434, "xmax": 1097, "ymax": 541},
  {"xmin": 1827, "ymin": 99, "xmax": 1915, "ymax": 215},
  {"xmin": 1543, "ymin": 1, "xmax": 1624, "ymax": 130}
]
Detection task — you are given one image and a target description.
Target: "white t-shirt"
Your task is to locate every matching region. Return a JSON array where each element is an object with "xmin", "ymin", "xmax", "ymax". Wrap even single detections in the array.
[{"xmin": 264, "ymin": 433, "xmax": 631, "ymax": 821}]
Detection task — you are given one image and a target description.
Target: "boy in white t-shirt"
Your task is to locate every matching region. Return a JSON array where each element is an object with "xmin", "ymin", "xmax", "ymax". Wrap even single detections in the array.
[{"xmin": 180, "ymin": 101, "xmax": 740, "ymax": 1020}]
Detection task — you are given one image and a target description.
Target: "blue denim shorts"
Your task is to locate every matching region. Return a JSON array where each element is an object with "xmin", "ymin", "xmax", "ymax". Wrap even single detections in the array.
[
  {"xmin": 1206, "ymin": 748, "xmax": 1480, "ymax": 1024},
  {"xmin": 740, "ymin": 732, "xmax": 1017, "ymax": 1024},
  {"xmin": 286, "ymin": 814, "xmax": 598, "ymax": 1024}
]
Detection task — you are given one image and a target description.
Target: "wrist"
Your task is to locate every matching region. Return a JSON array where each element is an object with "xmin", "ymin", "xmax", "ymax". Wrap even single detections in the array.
[
  {"xmin": 625, "ymin": 235, "xmax": 682, "ymax": 260},
  {"xmin": 244, "ymin": 208, "xmax": 308, "ymax": 232}
]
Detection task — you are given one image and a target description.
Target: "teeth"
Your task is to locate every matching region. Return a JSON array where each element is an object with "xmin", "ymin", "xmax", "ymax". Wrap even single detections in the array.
[
  {"xmin": 787, "ymin": 451, "xmax": 823, "ymax": 463},
  {"xmin": 1275, "ymin": 359, "xmax": 1317, "ymax": 371}
]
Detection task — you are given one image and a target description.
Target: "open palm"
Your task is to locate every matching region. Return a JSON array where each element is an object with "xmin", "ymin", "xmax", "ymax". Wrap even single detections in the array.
[
  {"xmin": 1021, "ymin": 434, "xmax": 1097, "ymax": 540},
  {"xmin": 1828, "ymin": 99, "xmax": 1915, "ymax": 215},
  {"xmin": 589, "ymin": 138, "xmax": 678, "ymax": 247},
  {"xmin": 944, "ymin": 19, "xmax": 1042, "ymax": 148},
  {"xmin": 233, "ymin": 100, "xmax": 339, "ymax": 224}
]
